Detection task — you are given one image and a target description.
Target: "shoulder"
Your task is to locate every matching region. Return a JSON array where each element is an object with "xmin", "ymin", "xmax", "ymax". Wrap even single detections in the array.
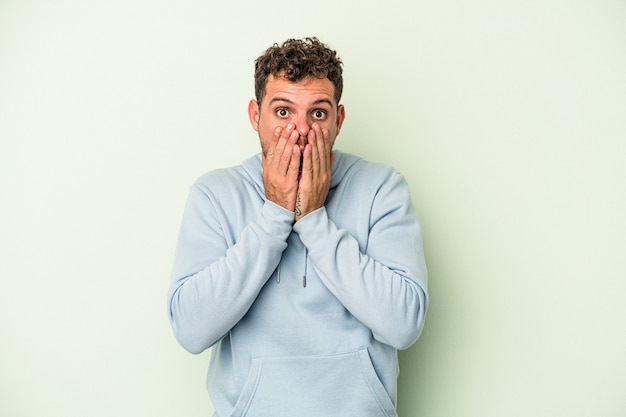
[
  {"xmin": 191, "ymin": 154, "xmax": 262, "ymax": 198},
  {"xmin": 191, "ymin": 167, "xmax": 239, "ymax": 197},
  {"xmin": 334, "ymin": 150, "xmax": 404, "ymax": 187}
]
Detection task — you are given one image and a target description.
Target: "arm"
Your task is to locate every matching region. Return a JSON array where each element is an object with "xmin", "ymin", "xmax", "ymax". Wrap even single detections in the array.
[
  {"xmin": 169, "ymin": 120, "xmax": 303, "ymax": 354},
  {"xmin": 293, "ymin": 172, "xmax": 429, "ymax": 350},
  {"xmin": 167, "ymin": 183, "xmax": 293, "ymax": 354}
]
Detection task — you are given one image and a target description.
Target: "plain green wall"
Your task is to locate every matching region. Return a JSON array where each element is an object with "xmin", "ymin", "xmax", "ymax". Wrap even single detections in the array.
[{"xmin": 1, "ymin": 1, "xmax": 624, "ymax": 416}]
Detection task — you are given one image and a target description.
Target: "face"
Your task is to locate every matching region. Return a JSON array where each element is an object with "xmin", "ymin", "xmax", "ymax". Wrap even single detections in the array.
[{"xmin": 248, "ymin": 74, "xmax": 345, "ymax": 156}]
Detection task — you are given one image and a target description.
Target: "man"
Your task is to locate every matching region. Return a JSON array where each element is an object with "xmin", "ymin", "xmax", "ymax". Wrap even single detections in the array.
[{"xmin": 168, "ymin": 37, "xmax": 428, "ymax": 417}]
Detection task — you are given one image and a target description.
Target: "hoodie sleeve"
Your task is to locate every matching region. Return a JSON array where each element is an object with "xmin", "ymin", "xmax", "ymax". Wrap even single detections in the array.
[
  {"xmin": 293, "ymin": 170, "xmax": 429, "ymax": 350},
  {"xmin": 167, "ymin": 181, "xmax": 294, "ymax": 354}
]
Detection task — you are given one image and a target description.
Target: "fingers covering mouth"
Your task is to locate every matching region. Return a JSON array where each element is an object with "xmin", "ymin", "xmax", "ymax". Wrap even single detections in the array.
[{"xmin": 297, "ymin": 137, "xmax": 308, "ymax": 150}]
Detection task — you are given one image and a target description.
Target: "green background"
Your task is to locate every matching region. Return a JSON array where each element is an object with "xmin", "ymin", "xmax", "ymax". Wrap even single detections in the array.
[{"xmin": 1, "ymin": 0, "xmax": 624, "ymax": 415}]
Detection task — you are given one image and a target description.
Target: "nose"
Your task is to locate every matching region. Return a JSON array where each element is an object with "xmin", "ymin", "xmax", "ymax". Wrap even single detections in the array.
[{"xmin": 293, "ymin": 114, "xmax": 310, "ymax": 138}]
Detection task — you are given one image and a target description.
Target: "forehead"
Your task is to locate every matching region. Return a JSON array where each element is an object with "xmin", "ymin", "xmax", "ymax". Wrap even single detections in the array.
[{"xmin": 264, "ymin": 75, "xmax": 336, "ymax": 107}]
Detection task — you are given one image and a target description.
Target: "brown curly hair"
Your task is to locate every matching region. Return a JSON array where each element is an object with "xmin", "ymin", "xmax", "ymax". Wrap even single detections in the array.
[{"xmin": 254, "ymin": 37, "xmax": 343, "ymax": 105}]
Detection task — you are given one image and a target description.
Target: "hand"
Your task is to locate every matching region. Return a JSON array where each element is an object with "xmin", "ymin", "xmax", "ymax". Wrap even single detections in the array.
[
  {"xmin": 262, "ymin": 123, "xmax": 301, "ymax": 212},
  {"xmin": 295, "ymin": 123, "xmax": 334, "ymax": 222}
]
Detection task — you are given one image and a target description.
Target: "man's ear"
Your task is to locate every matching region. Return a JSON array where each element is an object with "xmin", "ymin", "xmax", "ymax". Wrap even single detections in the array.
[
  {"xmin": 248, "ymin": 99, "xmax": 260, "ymax": 131},
  {"xmin": 336, "ymin": 104, "xmax": 346, "ymax": 133}
]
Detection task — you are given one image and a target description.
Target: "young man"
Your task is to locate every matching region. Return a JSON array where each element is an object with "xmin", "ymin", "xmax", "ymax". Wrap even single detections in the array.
[{"xmin": 168, "ymin": 37, "xmax": 428, "ymax": 417}]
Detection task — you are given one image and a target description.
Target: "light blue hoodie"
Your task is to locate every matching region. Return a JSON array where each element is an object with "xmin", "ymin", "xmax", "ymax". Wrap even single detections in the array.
[{"xmin": 168, "ymin": 150, "xmax": 428, "ymax": 417}]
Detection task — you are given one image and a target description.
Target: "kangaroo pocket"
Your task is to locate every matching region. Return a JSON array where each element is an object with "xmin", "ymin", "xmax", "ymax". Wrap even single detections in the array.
[{"xmin": 229, "ymin": 348, "xmax": 396, "ymax": 417}]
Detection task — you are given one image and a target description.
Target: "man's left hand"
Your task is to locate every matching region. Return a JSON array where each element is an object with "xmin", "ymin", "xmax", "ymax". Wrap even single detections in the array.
[{"xmin": 295, "ymin": 123, "xmax": 334, "ymax": 222}]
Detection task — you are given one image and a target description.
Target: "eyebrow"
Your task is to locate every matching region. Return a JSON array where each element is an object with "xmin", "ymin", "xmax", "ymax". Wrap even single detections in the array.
[{"xmin": 269, "ymin": 97, "xmax": 334, "ymax": 107}]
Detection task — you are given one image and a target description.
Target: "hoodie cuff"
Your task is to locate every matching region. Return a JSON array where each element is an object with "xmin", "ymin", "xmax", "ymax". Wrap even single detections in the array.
[
  {"xmin": 258, "ymin": 200, "xmax": 295, "ymax": 241},
  {"xmin": 292, "ymin": 207, "xmax": 334, "ymax": 249}
]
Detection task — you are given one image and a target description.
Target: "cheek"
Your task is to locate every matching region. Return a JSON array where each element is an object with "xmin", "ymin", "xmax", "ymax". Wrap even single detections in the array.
[
  {"xmin": 257, "ymin": 117, "xmax": 273, "ymax": 135},
  {"xmin": 259, "ymin": 114, "xmax": 287, "ymax": 133},
  {"xmin": 326, "ymin": 122, "xmax": 340, "ymax": 139}
]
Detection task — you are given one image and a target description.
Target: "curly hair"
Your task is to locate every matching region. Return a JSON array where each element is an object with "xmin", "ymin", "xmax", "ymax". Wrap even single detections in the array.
[{"xmin": 254, "ymin": 37, "xmax": 343, "ymax": 105}]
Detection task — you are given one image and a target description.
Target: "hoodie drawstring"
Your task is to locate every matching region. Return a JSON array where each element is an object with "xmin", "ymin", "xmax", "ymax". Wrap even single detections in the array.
[
  {"xmin": 276, "ymin": 248, "xmax": 308, "ymax": 288},
  {"xmin": 302, "ymin": 248, "xmax": 308, "ymax": 288}
]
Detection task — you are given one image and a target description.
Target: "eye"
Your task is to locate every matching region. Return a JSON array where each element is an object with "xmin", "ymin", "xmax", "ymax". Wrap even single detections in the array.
[
  {"xmin": 276, "ymin": 108, "xmax": 289, "ymax": 118},
  {"xmin": 312, "ymin": 109, "xmax": 327, "ymax": 120}
]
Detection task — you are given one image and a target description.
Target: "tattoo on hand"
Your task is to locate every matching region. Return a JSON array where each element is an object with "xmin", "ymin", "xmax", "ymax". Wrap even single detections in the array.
[{"xmin": 295, "ymin": 194, "xmax": 302, "ymax": 217}]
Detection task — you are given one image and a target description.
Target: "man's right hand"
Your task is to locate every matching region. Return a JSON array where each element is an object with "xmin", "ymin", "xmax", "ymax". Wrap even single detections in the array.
[{"xmin": 262, "ymin": 123, "xmax": 301, "ymax": 214}]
